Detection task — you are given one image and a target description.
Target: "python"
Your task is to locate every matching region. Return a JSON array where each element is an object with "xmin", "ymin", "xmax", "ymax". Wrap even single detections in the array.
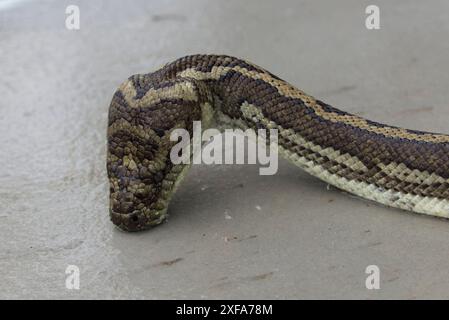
[{"xmin": 107, "ymin": 54, "xmax": 449, "ymax": 231}]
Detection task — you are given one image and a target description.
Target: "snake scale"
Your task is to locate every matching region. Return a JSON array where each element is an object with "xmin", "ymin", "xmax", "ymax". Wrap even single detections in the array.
[{"xmin": 107, "ymin": 54, "xmax": 449, "ymax": 231}]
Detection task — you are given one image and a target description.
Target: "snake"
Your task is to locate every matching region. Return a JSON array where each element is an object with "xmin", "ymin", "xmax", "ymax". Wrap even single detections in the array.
[{"xmin": 107, "ymin": 54, "xmax": 449, "ymax": 232}]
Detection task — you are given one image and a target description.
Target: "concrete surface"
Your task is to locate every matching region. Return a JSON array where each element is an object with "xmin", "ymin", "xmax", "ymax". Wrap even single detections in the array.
[{"xmin": 2, "ymin": 0, "xmax": 449, "ymax": 299}]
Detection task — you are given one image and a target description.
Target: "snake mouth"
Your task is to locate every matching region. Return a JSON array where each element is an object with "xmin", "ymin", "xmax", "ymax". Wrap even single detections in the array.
[
  {"xmin": 109, "ymin": 208, "xmax": 143, "ymax": 232},
  {"xmin": 109, "ymin": 211, "xmax": 147, "ymax": 232},
  {"xmin": 109, "ymin": 208, "xmax": 167, "ymax": 232},
  {"xmin": 109, "ymin": 190, "xmax": 167, "ymax": 232}
]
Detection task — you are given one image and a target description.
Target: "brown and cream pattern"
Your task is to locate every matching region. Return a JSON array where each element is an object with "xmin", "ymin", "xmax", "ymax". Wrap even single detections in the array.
[{"xmin": 107, "ymin": 54, "xmax": 449, "ymax": 231}]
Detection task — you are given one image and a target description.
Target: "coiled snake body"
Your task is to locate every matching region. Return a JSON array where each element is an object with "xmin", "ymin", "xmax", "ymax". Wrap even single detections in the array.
[{"xmin": 107, "ymin": 54, "xmax": 449, "ymax": 231}]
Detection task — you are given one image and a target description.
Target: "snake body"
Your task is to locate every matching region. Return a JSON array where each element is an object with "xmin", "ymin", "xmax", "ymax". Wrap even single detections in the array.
[{"xmin": 107, "ymin": 54, "xmax": 449, "ymax": 231}]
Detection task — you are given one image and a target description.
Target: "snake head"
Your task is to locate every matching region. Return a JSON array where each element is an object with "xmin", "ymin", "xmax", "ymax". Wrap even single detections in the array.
[
  {"xmin": 107, "ymin": 127, "xmax": 169, "ymax": 231},
  {"xmin": 106, "ymin": 81, "xmax": 170, "ymax": 231},
  {"xmin": 106, "ymin": 77, "xmax": 201, "ymax": 231}
]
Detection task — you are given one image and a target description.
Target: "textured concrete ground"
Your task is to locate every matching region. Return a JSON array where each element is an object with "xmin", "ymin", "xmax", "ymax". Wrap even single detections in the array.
[{"xmin": 2, "ymin": 0, "xmax": 449, "ymax": 299}]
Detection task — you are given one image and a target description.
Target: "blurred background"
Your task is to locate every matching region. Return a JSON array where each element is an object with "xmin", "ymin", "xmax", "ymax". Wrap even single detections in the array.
[{"xmin": 2, "ymin": 0, "xmax": 449, "ymax": 299}]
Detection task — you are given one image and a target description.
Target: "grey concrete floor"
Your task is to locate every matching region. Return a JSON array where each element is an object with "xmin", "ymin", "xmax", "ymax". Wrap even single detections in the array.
[{"xmin": 2, "ymin": 0, "xmax": 449, "ymax": 299}]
